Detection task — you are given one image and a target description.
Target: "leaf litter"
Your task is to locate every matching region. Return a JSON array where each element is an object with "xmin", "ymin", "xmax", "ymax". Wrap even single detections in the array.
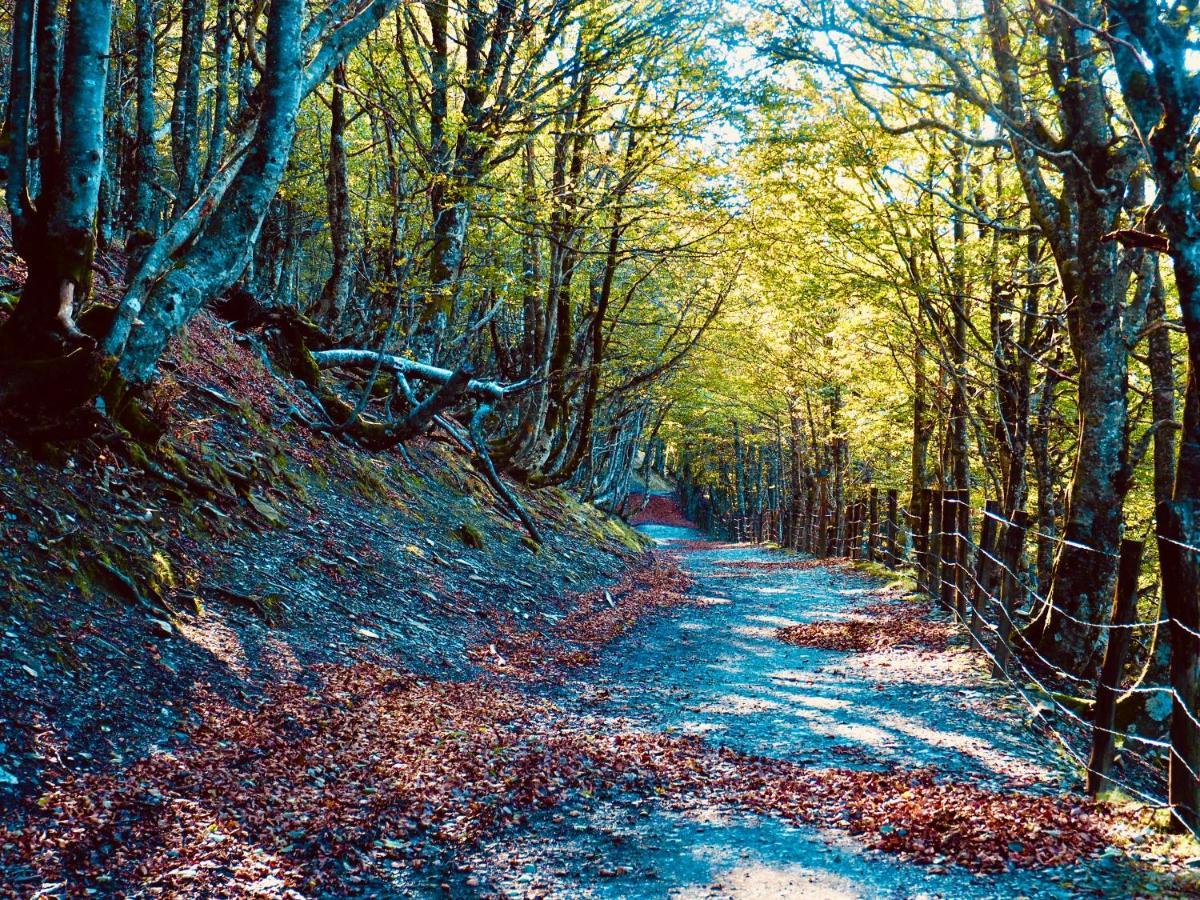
[
  {"xmin": 776, "ymin": 596, "xmax": 954, "ymax": 652},
  {"xmin": 0, "ymin": 549, "xmax": 1119, "ymax": 896}
]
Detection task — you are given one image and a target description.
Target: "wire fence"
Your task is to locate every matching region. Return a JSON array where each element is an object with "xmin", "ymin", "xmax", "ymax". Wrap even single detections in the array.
[{"xmin": 726, "ymin": 485, "xmax": 1200, "ymax": 836}]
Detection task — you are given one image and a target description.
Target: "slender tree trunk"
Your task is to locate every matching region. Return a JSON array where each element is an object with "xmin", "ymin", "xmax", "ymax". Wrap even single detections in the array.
[
  {"xmin": 129, "ymin": 0, "xmax": 158, "ymax": 258},
  {"xmin": 204, "ymin": 0, "xmax": 233, "ymax": 182},
  {"xmin": 1146, "ymin": 263, "xmax": 1179, "ymax": 506},
  {"xmin": 170, "ymin": 0, "xmax": 204, "ymax": 217},
  {"xmin": 947, "ymin": 120, "xmax": 971, "ymax": 492},
  {"xmin": 909, "ymin": 327, "xmax": 932, "ymax": 544},
  {"xmin": 314, "ymin": 62, "xmax": 353, "ymax": 327}
]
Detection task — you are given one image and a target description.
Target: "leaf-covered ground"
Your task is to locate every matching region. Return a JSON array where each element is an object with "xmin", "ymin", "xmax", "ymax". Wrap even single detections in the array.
[
  {"xmin": 775, "ymin": 596, "xmax": 954, "ymax": 652},
  {"xmin": 0, "ymin": 307, "xmax": 651, "ymax": 827},
  {"xmin": 2, "ymin": 510, "xmax": 1196, "ymax": 897}
]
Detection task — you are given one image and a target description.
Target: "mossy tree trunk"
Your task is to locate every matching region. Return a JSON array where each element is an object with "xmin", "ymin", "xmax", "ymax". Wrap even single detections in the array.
[{"xmin": 0, "ymin": 0, "xmax": 113, "ymax": 359}]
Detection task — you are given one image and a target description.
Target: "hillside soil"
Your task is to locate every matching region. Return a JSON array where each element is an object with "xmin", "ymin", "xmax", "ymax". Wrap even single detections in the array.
[{"xmin": 0, "ymin": 308, "xmax": 650, "ymax": 825}]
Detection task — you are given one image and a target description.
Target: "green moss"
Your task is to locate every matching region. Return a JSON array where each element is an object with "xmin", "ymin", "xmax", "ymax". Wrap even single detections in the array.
[
  {"xmin": 294, "ymin": 345, "xmax": 323, "ymax": 388},
  {"xmin": 850, "ymin": 560, "xmax": 917, "ymax": 593},
  {"xmin": 457, "ymin": 521, "xmax": 486, "ymax": 549},
  {"xmin": 350, "ymin": 459, "xmax": 391, "ymax": 500},
  {"xmin": 606, "ymin": 517, "xmax": 649, "ymax": 553},
  {"xmin": 148, "ymin": 551, "xmax": 176, "ymax": 597}
]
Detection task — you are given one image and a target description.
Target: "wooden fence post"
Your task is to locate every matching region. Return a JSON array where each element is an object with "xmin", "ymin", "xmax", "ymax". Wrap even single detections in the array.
[
  {"xmin": 928, "ymin": 489, "xmax": 944, "ymax": 600},
  {"xmin": 817, "ymin": 483, "xmax": 829, "ymax": 556},
  {"xmin": 842, "ymin": 498, "xmax": 854, "ymax": 558},
  {"xmin": 938, "ymin": 492, "xmax": 958, "ymax": 612},
  {"xmin": 992, "ymin": 510, "xmax": 1030, "ymax": 679},
  {"xmin": 1157, "ymin": 499, "xmax": 1200, "ymax": 832},
  {"xmin": 811, "ymin": 480, "xmax": 820, "ymax": 556},
  {"xmin": 827, "ymin": 485, "xmax": 836, "ymax": 556},
  {"xmin": 860, "ymin": 497, "xmax": 869, "ymax": 558},
  {"xmin": 915, "ymin": 488, "xmax": 932, "ymax": 593},
  {"xmin": 810, "ymin": 482, "xmax": 822, "ymax": 554},
  {"xmin": 915, "ymin": 489, "xmax": 930, "ymax": 589},
  {"xmin": 1087, "ymin": 538, "xmax": 1145, "ymax": 796},
  {"xmin": 953, "ymin": 490, "xmax": 970, "ymax": 618},
  {"xmin": 885, "ymin": 489, "xmax": 899, "ymax": 569},
  {"xmin": 868, "ymin": 488, "xmax": 879, "ymax": 563},
  {"xmin": 971, "ymin": 499, "xmax": 1001, "ymax": 640}
]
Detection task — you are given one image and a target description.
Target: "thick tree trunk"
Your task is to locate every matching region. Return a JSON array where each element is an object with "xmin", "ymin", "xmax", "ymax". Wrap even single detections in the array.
[
  {"xmin": 0, "ymin": 0, "xmax": 113, "ymax": 360},
  {"xmin": 980, "ymin": 0, "xmax": 1135, "ymax": 675},
  {"xmin": 1035, "ymin": 252, "xmax": 1131, "ymax": 672},
  {"xmin": 113, "ymin": 0, "xmax": 305, "ymax": 386}
]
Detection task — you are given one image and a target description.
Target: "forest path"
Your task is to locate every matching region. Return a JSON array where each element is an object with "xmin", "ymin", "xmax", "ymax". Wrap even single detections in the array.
[{"xmin": 456, "ymin": 525, "xmax": 1138, "ymax": 899}]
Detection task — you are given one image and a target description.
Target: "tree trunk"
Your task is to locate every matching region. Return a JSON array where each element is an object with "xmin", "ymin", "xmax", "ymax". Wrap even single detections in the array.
[
  {"xmin": 0, "ymin": 0, "xmax": 113, "ymax": 361},
  {"xmin": 1034, "ymin": 248, "xmax": 1131, "ymax": 672},
  {"xmin": 313, "ymin": 63, "xmax": 353, "ymax": 328},
  {"xmin": 128, "ymin": 0, "xmax": 158, "ymax": 260},
  {"xmin": 204, "ymin": 0, "xmax": 233, "ymax": 182},
  {"xmin": 170, "ymin": 0, "xmax": 204, "ymax": 217},
  {"xmin": 112, "ymin": 0, "xmax": 305, "ymax": 386}
]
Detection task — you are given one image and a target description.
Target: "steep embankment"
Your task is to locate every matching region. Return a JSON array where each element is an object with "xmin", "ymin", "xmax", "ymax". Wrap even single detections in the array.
[{"xmin": 0, "ymin": 309, "xmax": 651, "ymax": 814}]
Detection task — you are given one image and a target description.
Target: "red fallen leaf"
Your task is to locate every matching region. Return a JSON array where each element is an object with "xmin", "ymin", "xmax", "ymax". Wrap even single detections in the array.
[
  {"xmin": 468, "ymin": 553, "xmax": 694, "ymax": 677},
  {"xmin": 777, "ymin": 597, "xmax": 953, "ymax": 652}
]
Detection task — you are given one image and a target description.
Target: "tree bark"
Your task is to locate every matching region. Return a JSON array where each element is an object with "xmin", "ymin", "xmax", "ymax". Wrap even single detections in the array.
[
  {"xmin": 113, "ymin": 0, "xmax": 306, "ymax": 386},
  {"xmin": 313, "ymin": 63, "xmax": 354, "ymax": 328},
  {"xmin": 0, "ymin": 0, "xmax": 114, "ymax": 360},
  {"xmin": 170, "ymin": 0, "xmax": 204, "ymax": 217}
]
